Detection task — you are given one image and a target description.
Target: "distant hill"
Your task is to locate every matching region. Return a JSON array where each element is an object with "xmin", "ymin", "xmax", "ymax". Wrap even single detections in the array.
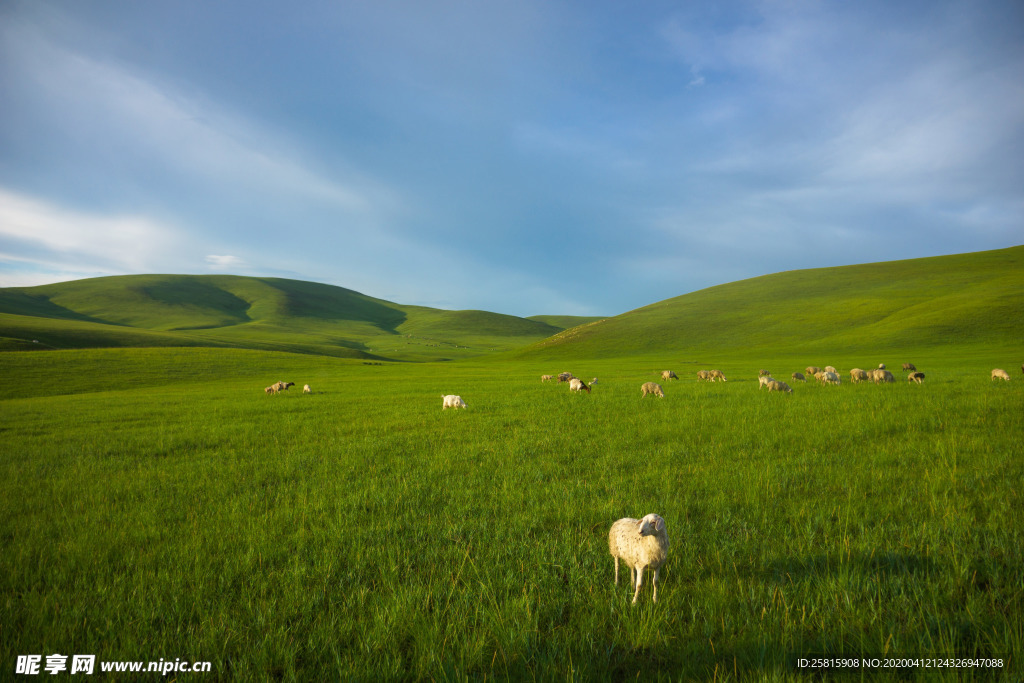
[
  {"xmin": 3, "ymin": 247, "xmax": 1021, "ymax": 362},
  {"xmin": 0, "ymin": 274, "xmax": 563, "ymax": 361},
  {"xmin": 511, "ymin": 246, "xmax": 1024, "ymax": 360}
]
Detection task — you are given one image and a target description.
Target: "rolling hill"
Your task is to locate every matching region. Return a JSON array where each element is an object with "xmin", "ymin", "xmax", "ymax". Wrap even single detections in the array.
[
  {"xmin": 0, "ymin": 274, "xmax": 567, "ymax": 361},
  {"xmin": 1, "ymin": 246, "xmax": 1021, "ymax": 362},
  {"xmin": 512, "ymin": 245, "xmax": 1024, "ymax": 360}
]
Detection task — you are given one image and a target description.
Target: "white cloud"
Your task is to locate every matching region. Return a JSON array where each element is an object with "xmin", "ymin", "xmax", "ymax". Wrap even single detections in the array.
[
  {"xmin": 205, "ymin": 254, "xmax": 245, "ymax": 270},
  {"xmin": 0, "ymin": 188, "xmax": 183, "ymax": 279}
]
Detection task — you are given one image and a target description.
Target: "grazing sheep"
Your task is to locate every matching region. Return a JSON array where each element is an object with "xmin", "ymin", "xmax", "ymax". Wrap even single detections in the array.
[
  {"xmin": 696, "ymin": 370, "xmax": 712, "ymax": 382},
  {"xmin": 903, "ymin": 363, "xmax": 917, "ymax": 372},
  {"xmin": 541, "ymin": 375, "xmax": 554, "ymax": 382},
  {"xmin": 816, "ymin": 371, "xmax": 840, "ymax": 385},
  {"xmin": 791, "ymin": 372, "xmax": 806, "ymax": 382},
  {"xmin": 641, "ymin": 382, "xmax": 664, "ymax": 398},
  {"xmin": 591, "ymin": 378, "xmax": 598, "ymax": 384},
  {"xmin": 849, "ymin": 368, "xmax": 869, "ymax": 383},
  {"xmin": 758, "ymin": 369, "xmax": 771, "ymax": 377},
  {"xmin": 871, "ymin": 369, "xmax": 895, "ymax": 384},
  {"xmin": 710, "ymin": 370, "xmax": 727, "ymax": 382},
  {"xmin": 908, "ymin": 372, "xmax": 925, "ymax": 384},
  {"xmin": 569, "ymin": 377, "xmax": 591, "ymax": 394},
  {"xmin": 806, "ymin": 366, "xmax": 821, "ymax": 376},
  {"xmin": 303, "ymin": 384, "xmax": 312, "ymax": 394},
  {"xmin": 878, "ymin": 364, "xmax": 886, "ymax": 370},
  {"xmin": 758, "ymin": 375, "xmax": 774, "ymax": 389},
  {"xmin": 273, "ymin": 381, "xmax": 295, "ymax": 392},
  {"xmin": 442, "ymin": 394, "xmax": 467, "ymax": 409},
  {"xmin": 557, "ymin": 372, "xmax": 574, "ymax": 383},
  {"xmin": 264, "ymin": 385, "xmax": 278, "ymax": 395},
  {"xmin": 662, "ymin": 370, "xmax": 678, "ymax": 381},
  {"xmin": 767, "ymin": 380, "xmax": 792, "ymax": 393},
  {"xmin": 991, "ymin": 368, "xmax": 1010, "ymax": 382},
  {"xmin": 609, "ymin": 514, "xmax": 670, "ymax": 604},
  {"xmin": 825, "ymin": 365, "xmax": 837, "ymax": 374}
]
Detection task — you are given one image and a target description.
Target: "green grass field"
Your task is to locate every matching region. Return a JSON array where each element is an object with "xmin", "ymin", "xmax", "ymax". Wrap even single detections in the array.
[
  {"xmin": 1, "ymin": 348, "xmax": 1021, "ymax": 680},
  {"xmin": 1, "ymin": 249, "xmax": 1022, "ymax": 679}
]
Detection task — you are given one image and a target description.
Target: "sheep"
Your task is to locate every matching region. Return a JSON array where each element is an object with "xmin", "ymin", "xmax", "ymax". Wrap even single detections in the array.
[
  {"xmin": 608, "ymin": 514, "xmax": 670, "ymax": 604},
  {"xmin": 541, "ymin": 375, "xmax": 554, "ymax": 382},
  {"xmin": 758, "ymin": 375, "xmax": 774, "ymax": 389},
  {"xmin": 273, "ymin": 381, "xmax": 294, "ymax": 392},
  {"xmin": 825, "ymin": 365, "xmax": 837, "ymax": 374},
  {"xmin": 591, "ymin": 378, "xmax": 599, "ymax": 384},
  {"xmin": 903, "ymin": 363, "xmax": 917, "ymax": 372},
  {"xmin": 264, "ymin": 385, "xmax": 278, "ymax": 395},
  {"xmin": 557, "ymin": 372, "xmax": 574, "ymax": 383},
  {"xmin": 816, "ymin": 371, "xmax": 840, "ymax": 385},
  {"xmin": 641, "ymin": 382, "xmax": 664, "ymax": 398},
  {"xmin": 871, "ymin": 369, "xmax": 895, "ymax": 384},
  {"xmin": 661, "ymin": 370, "xmax": 678, "ymax": 381},
  {"xmin": 569, "ymin": 377, "xmax": 591, "ymax": 394},
  {"xmin": 791, "ymin": 372, "xmax": 806, "ymax": 382},
  {"xmin": 806, "ymin": 366, "xmax": 821, "ymax": 376},
  {"xmin": 710, "ymin": 370, "xmax": 727, "ymax": 382},
  {"xmin": 696, "ymin": 370, "xmax": 712, "ymax": 382},
  {"xmin": 878, "ymin": 363, "xmax": 886, "ymax": 370},
  {"xmin": 442, "ymin": 394, "xmax": 467, "ymax": 409},
  {"xmin": 908, "ymin": 372, "xmax": 925, "ymax": 384},
  {"xmin": 991, "ymin": 368, "xmax": 1010, "ymax": 382},
  {"xmin": 767, "ymin": 380, "xmax": 792, "ymax": 393},
  {"xmin": 849, "ymin": 368, "xmax": 869, "ymax": 383},
  {"xmin": 303, "ymin": 384, "xmax": 312, "ymax": 394},
  {"xmin": 758, "ymin": 369, "xmax": 771, "ymax": 377}
]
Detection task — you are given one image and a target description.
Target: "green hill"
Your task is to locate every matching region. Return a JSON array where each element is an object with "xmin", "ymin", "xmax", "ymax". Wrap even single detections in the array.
[
  {"xmin": 0, "ymin": 274, "xmax": 561, "ymax": 361},
  {"xmin": 512, "ymin": 246, "xmax": 1024, "ymax": 360}
]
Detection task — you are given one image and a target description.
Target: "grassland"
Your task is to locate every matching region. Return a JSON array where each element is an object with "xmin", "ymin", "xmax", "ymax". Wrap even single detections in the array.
[
  {"xmin": 1, "ymin": 347, "xmax": 1021, "ymax": 680},
  {"xmin": 0, "ymin": 274, "xmax": 566, "ymax": 361},
  {"xmin": 1, "ymin": 248, "xmax": 1022, "ymax": 679}
]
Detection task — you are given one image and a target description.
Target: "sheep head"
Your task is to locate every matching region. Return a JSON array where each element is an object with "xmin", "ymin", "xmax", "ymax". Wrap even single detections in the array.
[{"xmin": 638, "ymin": 514, "xmax": 665, "ymax": 536}]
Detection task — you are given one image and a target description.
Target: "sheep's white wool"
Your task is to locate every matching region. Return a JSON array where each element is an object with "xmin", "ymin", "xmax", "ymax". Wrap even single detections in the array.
[
  {"xmin": 608, "ymin": 514, "xmax": 670, "ymax": 603},
  {"xmin": 442, "ymin": 394, "xmax": 467, "ymax": 409}
]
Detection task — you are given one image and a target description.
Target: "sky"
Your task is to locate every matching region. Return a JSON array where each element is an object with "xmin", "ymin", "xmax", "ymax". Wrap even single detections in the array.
[{"xmin": 1, "ymin": 0, "xmax": 1022, "ymax": 317}]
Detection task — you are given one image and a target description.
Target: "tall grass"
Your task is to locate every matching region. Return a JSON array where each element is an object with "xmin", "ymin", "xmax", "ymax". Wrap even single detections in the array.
[{"xmin": 1, "ymin": 350, "xmax": 1021, "ymax": 679}]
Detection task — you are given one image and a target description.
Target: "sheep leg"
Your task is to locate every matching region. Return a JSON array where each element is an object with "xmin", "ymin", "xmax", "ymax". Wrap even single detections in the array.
[
  {"xmin": 632, "ymin": 566, "xmax": 644, "ymax": 603},
  {"xmin": 613, "ymin": 556, "xmax": 619, "ymax": 585},
  {"xmin": 652, "ymin": 566, "xmax": 660, "ymax": 603}
]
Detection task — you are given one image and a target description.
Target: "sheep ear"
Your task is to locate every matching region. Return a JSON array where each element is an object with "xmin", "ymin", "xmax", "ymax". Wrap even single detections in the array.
[{"xmin": 656, "ymin": 518, "xmax": 663, "ymax": 531}]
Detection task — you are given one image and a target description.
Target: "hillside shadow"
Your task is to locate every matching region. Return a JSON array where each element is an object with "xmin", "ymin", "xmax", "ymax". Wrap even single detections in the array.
[
  {"xmin": 0, "ymin": 291, "xmax": 119, "ymax": 326},
  {"xmin": 262, "ymin": 278, "xmax": 407, "ymax": 332}
]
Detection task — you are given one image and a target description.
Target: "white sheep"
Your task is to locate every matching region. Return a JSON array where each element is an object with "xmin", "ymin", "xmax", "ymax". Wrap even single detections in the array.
[
  {"xmin": 540, "ymin": 374, "xmax": 554, "ymax": 382},
  {"xmin": 696, "ymin": 370, "xmax": 712, "ymax": 382},
  {"xmin": 825, "ymin": 365, "xmax": 837, "ymax": 374},
  {"xmin": 569, "ymin": 377, "xmax": 591, "ymax": 393},
  {"xmin": 806, "ymin": 366, "xmax": 821, "ymax": 377},
  {"xmin": 849, "ymin": 368, "xmax": 869, "ymax": 383},
  {"xmin": 991, "ymin": 368, "xmax": 1010, "ymax": 381},
  {"xmin": 908, "ymin": 372, "xmax": 925, "ymax": 384},
  {"xmin": 661, "ymin": 370, "xmax": 678, "ymax": 381},
  {"xmin": 791, "ymin": 372, "xmax": 806, "ymax": 382},
  {"xmin": 303, "ymin": 384, "xmax": 312, "ymax": 394},
  {"xmin": 758, "ymin": 375, "xmax": 774, "ymax": 389},
  {"xmin": 871, "ymin": 369, "xmax": 895, "ymax": 384},
  {"xmin": 442, "ymin": 394, "xmax": 467, "ymax": 409},
  {"xmin": 264, "ymin": 385, "xmax": 278, "ymax": 395},
  {"xmin": 641, "ymin": 382, "xmax": 664, "ymax": 398},
  {"xmin": 710, "ymin": 370, "xmax": 727, "ymax": 382},
  {"xmin": 609, "ymin": 514, "xmax": 670, "ymax": 603},
  {"xmin": 767, "ymin": 379, "xmax": 792, "ymax": 393}
]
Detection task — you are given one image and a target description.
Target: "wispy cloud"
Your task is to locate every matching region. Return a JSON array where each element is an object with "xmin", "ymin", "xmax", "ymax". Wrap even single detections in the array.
[{"xmin": 0, "ymin": 188, "xmax": 183, "ymax": 282}]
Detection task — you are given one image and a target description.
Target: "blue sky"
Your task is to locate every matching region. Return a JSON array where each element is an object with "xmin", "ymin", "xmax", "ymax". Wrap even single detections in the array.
[{"xmin": 1, "ymin": 0, "xmax": 1021, "ymax": 317}]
